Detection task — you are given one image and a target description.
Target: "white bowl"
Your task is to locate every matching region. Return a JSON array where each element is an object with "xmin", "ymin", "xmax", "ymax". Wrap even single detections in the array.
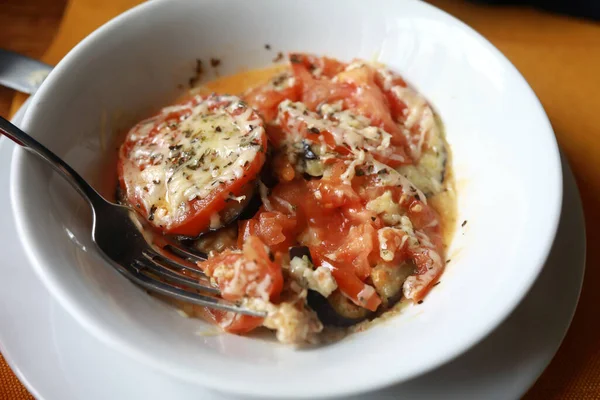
[{"xmin": 10, "ymin": 0, "xmax": 562, "ymax": 397}]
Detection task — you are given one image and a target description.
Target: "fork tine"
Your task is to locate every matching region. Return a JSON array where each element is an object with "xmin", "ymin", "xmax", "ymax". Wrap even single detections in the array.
[
  {"xmin": 133, "ymin": 258, "xmax": 219, "ymax": 295},
  {"xmin": 163, "ymin": 241, "xmax": 208, "ymax": 263},
  {"xmin": 118, "ymin": 262, "xmax": 265, "ymax": 317},
  {"xmin": 141, "ymin": 247, "xmax": 206, "ymax": 276}
]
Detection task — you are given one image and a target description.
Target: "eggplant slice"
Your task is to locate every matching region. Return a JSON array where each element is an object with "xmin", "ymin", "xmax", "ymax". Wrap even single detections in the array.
[
  {"xmin": 307, "ymin": 290, "xmax": 374, "ymax": 328},
  {"xmin": 287, "ymin": 246, "xmax": 370, "ymax": 327},
  {"xmin": 371, "ymin": 262, "xmax": 414, "ymax": 308},
  {"xmin": 397, "ymin": 114, "xmax": 447, "ymax": 197},
  {"xmin": 289, "ymin": 245, "xmax": 313, "ymax": 262},
  {"xmin": 309, "ymin": 262, "xmax": 415, "ymax": 327}
]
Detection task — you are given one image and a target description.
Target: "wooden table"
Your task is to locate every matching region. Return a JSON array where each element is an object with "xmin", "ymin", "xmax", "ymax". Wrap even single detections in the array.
[
  {"xmin": 1, "ymin": 0, "xmax": 599, "ymax": 398},
  {"xmin": 0, "ymin": 0, "xmax": 67, "ymax": 117}
]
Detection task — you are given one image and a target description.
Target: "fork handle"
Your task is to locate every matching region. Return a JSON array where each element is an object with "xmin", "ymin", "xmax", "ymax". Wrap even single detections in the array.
[{"xmin": 0, "ymin": 116, "xmax": 109, "ymax": 209}]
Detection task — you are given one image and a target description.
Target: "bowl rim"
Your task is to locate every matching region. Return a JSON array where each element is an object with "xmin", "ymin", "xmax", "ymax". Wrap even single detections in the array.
[{"xmin": 10, "ymin": 0, "xmax": 563, "ymax": 397}]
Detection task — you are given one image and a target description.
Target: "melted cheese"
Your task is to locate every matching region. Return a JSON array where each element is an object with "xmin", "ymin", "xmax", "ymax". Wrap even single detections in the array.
[
  {"xmin": 276, "ymin": 100, "xmax": 400, "ymax": 184},
  {"xmin": 356, "ymin": 285, "xmax": 377, "ymax": 307},
  {"xmin": 242, "ymin": 298, "xmax": 323, "ymax": 344},
  {"xmin": 373, "ymin": 62, "xmax": 438, "ymax": 163},
  {"xmin": 377, "ymin": 228, "xmax": 401, "ymax": 261},
  {"xmin": 277, "ymin": 100, "xmax": 392, "ymax": 157},
  {"xmin": 367, "ymin": 160, "xmax": 427, "ymax": 204},
  {"xmin": 289, "ymin": 256, "xmax": 338, "ymax": 297},
  {"xmin": 402, "ymin": 248, "xmax": 443, "ymax": 301},
  {"xmin": 366, "ymin": 190, "xmax": 403, "ymax": 225},
  {"xmin": 264, "ymin": 71, "xmax": 296, "ymax": 92},
  {"xmin": 211, "ymin": 254, "xmax": 274, "ymax": 301},
  {"xmin": 121, "ymin": 94, "xmax": 263, "ymax": 229}
]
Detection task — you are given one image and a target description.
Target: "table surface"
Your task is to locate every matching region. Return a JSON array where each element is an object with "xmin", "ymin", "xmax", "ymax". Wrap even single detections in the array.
[{"xmin": 1, "ymin": 0, "xmax": 599, "ymax": 398}]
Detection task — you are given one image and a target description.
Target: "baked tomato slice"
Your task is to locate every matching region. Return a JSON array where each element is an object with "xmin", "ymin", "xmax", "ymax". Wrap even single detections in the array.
[
  {"xmin": 289, "ymin": 53, "xmax": 347, "ymax": 79},
  {"xmin": 312, "ymin": 254, "xmax": 381, "ymax": 312},
  {"xmin": 277, "ymin": 100, "xmax": 409, "ymax": 166},
  {"xmin": 324, "ymin": 223, "xmax": 376, "ymax": 280},
  {"xmin": 197, "ymin": 236, "xmax": 284, "ymax": 334},
  {"xmin": 118, "ymin": 94, "xmax": 267, "ymax": 237},
  {"xmin": 238, "ymin": 211, "xmax": 298, "ymax": 254},
  {"xmin": 378, "ymin": 69, "xmax": 439, "ymax": 162},
  {"xmin": 335, "ymin": 63, "xmax": 410, "ymax": 161},
  {"xmin": 199, "ymin": 236, "xmax": 284, "ymax": 302},
  {"xmin": 243, "ymin": 71, "xmax": 300, "ymax": 123},
  {"xmin": 291, "ymin": 62, "xmax": 356, "ymax": 111},
  {"xmin": 204, "ymin": 310, "xmax": 263, "ymax": 334}
]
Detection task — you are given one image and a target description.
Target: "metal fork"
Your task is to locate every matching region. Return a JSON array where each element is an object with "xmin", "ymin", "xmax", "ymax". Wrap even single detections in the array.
[{"xmin": 0, "ymin": 117, "xmax": 265, "ymax": 317}]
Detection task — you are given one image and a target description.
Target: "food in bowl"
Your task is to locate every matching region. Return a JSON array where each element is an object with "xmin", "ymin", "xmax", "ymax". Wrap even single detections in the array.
[{"xmin": 117, "ymin": 53, "xmax": 455, "ymax": 344}]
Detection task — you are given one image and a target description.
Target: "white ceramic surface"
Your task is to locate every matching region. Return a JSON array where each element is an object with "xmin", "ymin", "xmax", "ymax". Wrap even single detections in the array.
[
  {"xmin": 1, "ymin": 101, "xmax": 583, "ymax": 400},
  {"xmin": 9, "ymin": 0, "xmax": 562, "ymax": 397}
]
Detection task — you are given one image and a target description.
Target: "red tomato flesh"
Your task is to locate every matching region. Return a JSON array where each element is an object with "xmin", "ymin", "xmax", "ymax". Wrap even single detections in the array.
[{"xmin": 118, "ymin": 94, "xmax": 267, "ymax": 237}]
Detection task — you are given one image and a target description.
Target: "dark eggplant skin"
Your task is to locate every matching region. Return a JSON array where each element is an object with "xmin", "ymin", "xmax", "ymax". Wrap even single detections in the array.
[
  {"xmin": 237, "ymin": 190, "xmax": 262, "ymax": 221},
  {"xmin": 371, "ymin": 263, "xmax": 411, "ymax": 310},
  {"xmin": 384, "ymin": 290, "xmax": 403, "ymax": 309},
  {"xmin": 259, "ymin": 155, "xmax": 279, "ymax": 188},
  {"xmin": 168, "ymin": 182, "xmax": 257, "ymax": 241},
  {"xmin": 289, "ymin": 245, "xmax": 313, "ymax": 262},
  {"xmin": 302, "ymin": 140, "xmax": 318, "ymax": 160},
  {"xmin": 308, "ymin": 288, "xmax": 401, "ymax": 327},
  {"xmin": 307, "ymin": 290, "xmax": 374, "ymax": 327},
  {"xmin": 288, "ymin": 246, "xmax": 374, "ymax": 327}
]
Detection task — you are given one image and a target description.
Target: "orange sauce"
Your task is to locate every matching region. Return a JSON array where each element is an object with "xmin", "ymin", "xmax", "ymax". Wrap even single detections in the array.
[{"xmin": 193, "ymin": 64, "xmax": 288, "ymax": 95}]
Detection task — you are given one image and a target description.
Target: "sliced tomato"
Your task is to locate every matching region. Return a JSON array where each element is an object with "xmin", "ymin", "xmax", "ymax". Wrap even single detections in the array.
[
  {"xmin": 335, "ymin": 64, "xmax": 409, "ymax": 153},
  {"xmin": 199, "ymin": 236, "xmax": 283, "ymax": 302},
  {"xmin": 291, "ymin": 61, "xmax": 356, "ymax": 110},
  {"xmin": 336, "ymin": 64, "xmax": 393, "ymax": 128},
  {"xmin": 406, "ymin": 199, "xmax": 439, "ymax": 230},
  {"xmin": 238, "ymin": 180, "xmax": 312, "ymax": 254},
  {"xmin": 197, "ymin": 251, "xmax": 239, "ymax": 282},
  {"xmin": 371, "ymin": 65, "xmax": 411, "ymax": 125},
  {"xmin": 276, "ymin": 90, "xmax": 408, "ymax": 166},
  {"xmin": 305, "ymin": 160, "xmax": 361, "ymax": 209},
  {"xmin": 314, "ymin": 256, "xmax": 381, "ymax": 312},
  {"xmin": 386, "ymin": 90, "xmax": 409, "ymax": 123},
  {"xmin": 275, "ymin": 103, "xmax": 352, "ymax": 157},
  {"xmin": 205, "ymin": 309, "xmax": 263, "ymax": 334},
  {"xmin": 373, "ymin": 67, "xmax": 408, "ymax": 91},
  {"xmin": 406, "ymin": 198, "xmax": 444, "ymax": 252},
  {"xmin": 174, "ymin": 178, "xmax": 258, "ymax": 237},
  {"xmin": 351, "ymin": 174, "xmax": 404, "ymax": 203},
  {"xmin": 264, "ymin": 124, "xmax": 287, "ymax": 148},
  {"xmin": 289, "ymin": 53, "xmax": 348, "ymax": 79},
  {"xmin": 306, "ymin": 178, "xmax": 360, "ymax": 209},
  {"xmin": 325, "ymin": 223, "xmax": 376, "ymax": 280},
  {"xmin": 272, "ymin": 152, "xmax": 296, "ymax": 182},
  {"xmin": 243, "ymin": 72, "xmax": 300, "ymax": 123},
  {"xmin": 373, "ymin": 227, "xmax": 410, "ymax": 265},
  {"xmin": 118, "ymin": 94, "xmax": 267, "ymax": 237},
  {"xmin": 341, "ymin": 202, "xmax": 381, "ymax": 227},
  {"xmin": 238, "ymin": 211, "xmax": 297, "ymax": 254},
  {"xmin": 371, "ymin": 145, "xmax": 411, "ymax": 167}
]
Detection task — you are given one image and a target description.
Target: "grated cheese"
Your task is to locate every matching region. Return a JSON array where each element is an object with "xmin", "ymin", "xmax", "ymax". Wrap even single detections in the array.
[
  {"xmin": 120, "ymin": 94, "xmax": 264, "ymax": 230},
  {"xmin": 289, "ymin": 256, "xmax": 338, "ymax": 297}
]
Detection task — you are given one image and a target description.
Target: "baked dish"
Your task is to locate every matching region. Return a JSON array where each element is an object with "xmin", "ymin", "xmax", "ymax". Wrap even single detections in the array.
[{"xmin": 117, "ymin": 53, "xmax": 455, "ymax": 344}]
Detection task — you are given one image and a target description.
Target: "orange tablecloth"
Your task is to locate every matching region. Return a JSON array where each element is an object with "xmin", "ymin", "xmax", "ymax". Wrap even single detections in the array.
[{"xmin": 3, "ymin": 0, "xmax": 600, "ymax": 398}]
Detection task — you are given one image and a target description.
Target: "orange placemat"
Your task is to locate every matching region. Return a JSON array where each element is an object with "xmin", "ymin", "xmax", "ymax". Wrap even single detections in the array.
[
  {"xmin": 0, "ymin": 354, "xmax": 33, "ymax": 400},
  {"xmin": 4, "ymin": 0, "xmax": 600, "ymax": 398}
]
